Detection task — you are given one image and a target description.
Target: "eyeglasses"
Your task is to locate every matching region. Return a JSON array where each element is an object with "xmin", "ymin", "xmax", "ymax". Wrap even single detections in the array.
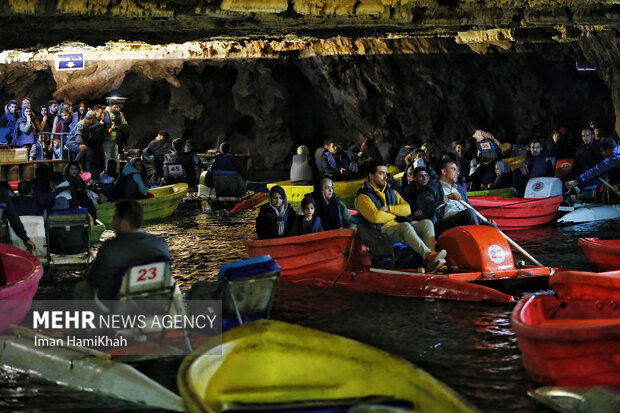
[{"xmin": 323, "ymin": 186, "xmax": 334, "ymax": 190}]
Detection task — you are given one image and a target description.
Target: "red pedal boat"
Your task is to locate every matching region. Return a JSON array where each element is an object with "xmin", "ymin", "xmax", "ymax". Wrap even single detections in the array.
[
  {"xmin": 512, "ymin": 295, "xmax": 620, "ymax": 388},
  {"xmin": 468, "ymin": 196, "xmax": 562, "ymax": 230},
  {"xmin": 551, "ymin": 269, "xmax": 620, "ymax": 299},
  {"xmin": 0, "ymin": 245, "xmax": 44, "ymax": 332},
  {"xmin": 246, "ymin": 226, "xmax": 553, "ymax": 302},
  {"xmin": 578, "ymin": 238, "xmax": 620, "ymax": 271}
]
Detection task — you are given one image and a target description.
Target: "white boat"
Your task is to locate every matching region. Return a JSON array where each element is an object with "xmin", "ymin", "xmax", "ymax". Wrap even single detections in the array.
[
  {"xmin": 0, "ymin": 333, "xmax": 183, "ymax": 411},
  {"xmin": 557, "ymin": 204, "xmax": 620, "ymax": 225}
]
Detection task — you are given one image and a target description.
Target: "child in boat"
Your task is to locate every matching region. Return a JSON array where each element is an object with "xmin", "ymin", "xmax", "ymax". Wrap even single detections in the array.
[{"xmin": 292, "ymin": 196, "xmax": 323, "ymax": 236}]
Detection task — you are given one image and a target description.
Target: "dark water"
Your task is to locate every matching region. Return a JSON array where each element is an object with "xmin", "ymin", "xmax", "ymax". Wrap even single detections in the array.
[{"xmin": 2, "ymin": 207, "xmax": 619, "ymax": 413}]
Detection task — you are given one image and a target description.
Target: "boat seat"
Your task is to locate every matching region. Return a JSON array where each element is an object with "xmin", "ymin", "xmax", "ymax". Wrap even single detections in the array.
[
  {"xmin": 46, "ymin": 208, "xmax": 90, "ymax": 256},
  {"xmin": 357, "ymin": 226, "xmax": 423, "ymax": 269},
  {"xmin": 95, "ymin": 259, "xmax": 191, "ymax": 350},
  {"xmin": 214, "ymin": 173, "xmax": 247, "ymax": 198},
  {"xmin": 8, "ymin": 215, "xmax": 47, "ymax": 261},
  {"xmin": 188, "ymin": 255, "xmax": 280, "ymax": 331}
]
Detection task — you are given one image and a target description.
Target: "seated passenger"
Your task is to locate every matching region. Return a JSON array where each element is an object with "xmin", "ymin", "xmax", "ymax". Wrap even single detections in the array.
[
  {"xmin": 290, "ymin": 145, "xmax": 314, "ymax": 186},
  {"xmin": 355, "ymin": 161, "xmax": 447, "ymax": 272},
  {"xmin": 513, "ymin": 138, "xmax": 554, "ymax": 193},
  {"xmin": 13, "ymin": 181, "xmax": 41, "ymax": 216},
  {"xmin": 212, "ymin": 142, "xmax": 241, "ymax": 174},
  {"xmin": 419, "ymin": 159, "xmax": 496, "ymax": 237},
  {"xmin": 468, "ymin": 129, "xmax": 502, "ymax": 190},
  {"xmin": 0, "ymin": 186, "xmax": 35, "ymax": 252},
  {"xmin": 321, "ymin": 140, "xmax": 354, "ymax": 181},
  {"xmin": 163, "ymin": 138, "xmax": 198, "ymax": 189},
  {"xmin": 112, "ymin": 157, "xmax": 149, "ymax": 200},
  {"xmin": 65, "ymin": 160, "xmax": 99, "ymax": 219},
  {"xmin": 99, "ymin": 159, "xmax": 119, "ymax": 200},
  {"xmin": 361, "ymin": 138, "xmax": 384, "ymax": 164},
  {"xmin": 256, "ymin": 185, "xmax": 296, "ymax": 240},
  {"xmin": 310, "ymin": 178, "xmax": 355, "ymax": 231},
  {"xmin": 31, "ymin": 164, "xmax": 51, "ymax": 214},
  {"xmin": 314, "ymin": 142, "xmax": 328, "ymax": 174},
  {"xmin": 562, "ymin": 128, "xmax": 604, "ymax": 187},
  {"xmin": 73, "ymin": 200, "xmax": 171, "ymax": 300},
  {"xmin": 291, "ymin": 196, "xmax": 323, "ymax": 236},
  {"xmin": 48, "ymin": 171, "xmax": 76, "ymax": 210},
  {"xmin": 394, "ymin": 143, "xmax": 414, "ymax": 171},
  {"xmin": 402, "ymin": 167, "xmax": 429, "ymax": 219},
  {"xmin": 488, "ymin": 161, "xmax": 513, "ymax": 190},
  {"xmin": 547, "ymin": 130, "xmax": 574, "ymax": 160},
  {"xmin": 566, "ymin": 138, "xmax": 620, "ymax": 190},
  {"xmin": 145, "ymin": 130, "xmax": 171, "ymax": 177}
]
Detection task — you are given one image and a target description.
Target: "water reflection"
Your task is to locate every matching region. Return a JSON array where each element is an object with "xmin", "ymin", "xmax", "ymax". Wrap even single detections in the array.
[{"xmin": 2, "ymin": 209, "xmax": 619, "ymax": 412}]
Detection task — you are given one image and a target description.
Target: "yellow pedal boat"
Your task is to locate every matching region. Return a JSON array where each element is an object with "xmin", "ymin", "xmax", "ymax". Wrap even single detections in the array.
[
  {"xmin": 95, "ymin": 183, "xmax": 188, "ymax": 226},
  {"xmin": 177, "ymin": 320, "xmax": 477, "ymax": 413},
  {"xmin": 268, "ymin": 166, "xmax": 399, "ymax": 205}
]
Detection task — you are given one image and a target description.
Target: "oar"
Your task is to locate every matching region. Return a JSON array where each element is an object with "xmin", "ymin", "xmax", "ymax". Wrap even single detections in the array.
[
  {"xmin": 458, "ymin": 200, "xmax": 544, "ymax": 267},
  {"xmin": 599, "ymin": 178, "xmax": 620, "ymax": 198}
]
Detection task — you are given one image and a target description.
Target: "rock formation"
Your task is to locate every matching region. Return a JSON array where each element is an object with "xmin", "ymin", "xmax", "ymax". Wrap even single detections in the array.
[{"xmin": 0, "ymin": 0, "xmax": 616, "ymax": 176}]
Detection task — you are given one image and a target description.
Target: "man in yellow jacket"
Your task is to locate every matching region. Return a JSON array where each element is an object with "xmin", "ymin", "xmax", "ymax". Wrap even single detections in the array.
[{"xmin": 355, "ymin": 161, "xmax": 447, "ymax": 272}]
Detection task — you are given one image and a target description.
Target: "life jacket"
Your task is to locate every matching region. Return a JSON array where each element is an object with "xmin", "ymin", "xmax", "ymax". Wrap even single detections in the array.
[
  {"xmin": 324, "ymin": 151, "xmax": 338, "ymax": 170},
  {"xmin": 477, "ymin": 139, "xmax": 499, "ymax": 164},
  {"xmin": 290, "ymin": 154, "xmax": 313, "ymax": 184},
  {"xmin": 355, "ymin": 181, "xmax": 397, "ymax": 231},
  {"xmin": 295, "ymin": 216, "xmax": 322, "ymax": 235}
]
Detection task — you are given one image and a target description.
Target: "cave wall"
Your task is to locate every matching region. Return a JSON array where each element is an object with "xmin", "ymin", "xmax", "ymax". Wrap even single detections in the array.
[{"xmin": 0, "ymin": 39, "xmax": 616, "ymax": 179}]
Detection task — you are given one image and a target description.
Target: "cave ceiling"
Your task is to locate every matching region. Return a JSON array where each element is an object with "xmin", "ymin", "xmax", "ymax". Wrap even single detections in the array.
[{"xmin": 0, "ymin": 0, "xmax": 618, "ymax": 52}]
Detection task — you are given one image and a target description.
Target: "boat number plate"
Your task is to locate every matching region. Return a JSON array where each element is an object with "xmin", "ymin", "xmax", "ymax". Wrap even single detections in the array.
[{"xmin": 128, "ymin": 262, "xmax": 166, "ymax": 286}]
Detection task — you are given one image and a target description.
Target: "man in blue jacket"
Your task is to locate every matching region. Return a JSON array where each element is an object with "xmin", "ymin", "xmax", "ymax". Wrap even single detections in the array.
[{"xmin": 566, "ymin": 138, "xmax": 620, "ymax": 190}]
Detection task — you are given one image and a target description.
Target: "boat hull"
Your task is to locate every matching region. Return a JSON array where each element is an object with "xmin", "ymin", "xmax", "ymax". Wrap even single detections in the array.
[
  {"xmin": 0, "ymin": 245, "xmax": 44, "ymax": 332},
  {"xmin": 467, "ymin": 187, "xmax": 516, "ymax": 198},
  {"xmin": 551, "ymin": 269, "xmax": 620, "ymax": 299},
  {"xmin": 95, "ymin": 183, "xmax": 188, "ymax": 226},
  {"xmin": 557, "ymin": 205, "xmax": 620, "ymax": 225},
  {"xmin": 0, "ymin": 335, "xmax": 183, "ymax": 411},
  {"xmin": 578, "ymin": 238, "xmax": 620, "ymax": 271},
  {"xmin": 512, "ymin": 295, "xmax": 620, "ymax": 388},
  {"xmin": 177, "ymin": 320, "xmax": 477, "ymax": 413},
  {"xmin": 245, "ymin": 230, "xmax": 515, "ymax": 302},
  {"xmin": 267, "ymin": 178, "xmax": 366, "ymax": 205},
  {"xmin": 469, "ymin": 196, "xmax": 562, "ymax": 230}
]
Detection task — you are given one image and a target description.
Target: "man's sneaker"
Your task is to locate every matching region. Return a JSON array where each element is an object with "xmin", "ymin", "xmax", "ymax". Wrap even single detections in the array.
[{"xmin": 426, "ymin": 249, "xmax": 447, "ymax": 273}]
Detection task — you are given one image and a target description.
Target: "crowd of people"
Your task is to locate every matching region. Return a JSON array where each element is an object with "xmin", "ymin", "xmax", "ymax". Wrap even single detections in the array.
[
  {"xmin": 261, "ymin": 124, "xmax": 620, "ymax": 271},
  {"xmin": 0, "ymin": 96, "xmax": 223, "ymax": 221}
]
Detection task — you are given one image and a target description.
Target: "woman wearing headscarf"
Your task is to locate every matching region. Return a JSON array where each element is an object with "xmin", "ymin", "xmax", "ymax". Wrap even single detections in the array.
[
  {"xmin": 256, "ymin": 185, "xmax": 295, "ymax": 240},
  {"xmin": 310, "ymin": 178, "xmax": 355, "ymax": 231},
  {"xmin": 13, "ymin": 107, "xmax": 37, "ymax": 150},
  {"xmin": 489, "ymin": 161, "xmax": 514, "ymax": 190},
  {"xmin": 112, "ymin": 157, "xmax": 149, "ymax": 200}
]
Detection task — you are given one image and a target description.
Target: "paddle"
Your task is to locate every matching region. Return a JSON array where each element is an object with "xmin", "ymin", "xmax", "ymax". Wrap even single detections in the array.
[
  {"xmin": 458, "ymin": 200, "xmax": 544, "ymax": 267},
  {"xmin": 599, "ymin": 178, "xmax": 620, "ymax": 198}
]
